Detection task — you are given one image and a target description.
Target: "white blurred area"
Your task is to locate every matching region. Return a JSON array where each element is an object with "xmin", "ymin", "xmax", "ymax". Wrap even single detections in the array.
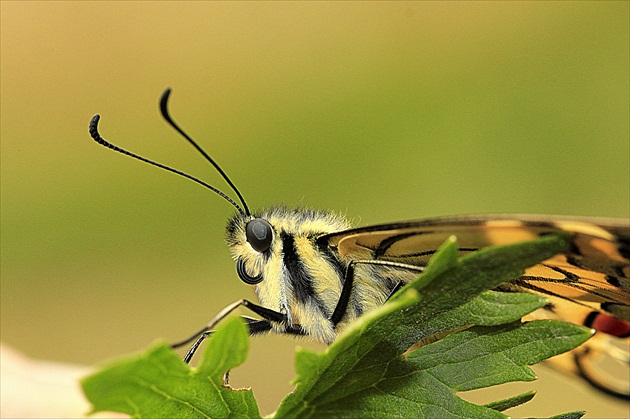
[{"xmin": 1, "ymin": 343, "xmax": 126, "ymax": 419}]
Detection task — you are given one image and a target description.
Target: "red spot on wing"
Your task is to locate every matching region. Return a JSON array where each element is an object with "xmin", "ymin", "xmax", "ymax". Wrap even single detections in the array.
[{"xmin": 591, "ymin": 314, "xmax": 630, "ymax": 337}]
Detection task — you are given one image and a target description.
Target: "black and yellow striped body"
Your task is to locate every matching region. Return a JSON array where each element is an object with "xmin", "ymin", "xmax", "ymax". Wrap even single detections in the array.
[{"xmin": 226, "ymin": 208, "xmax": 417, "ymax": 343}]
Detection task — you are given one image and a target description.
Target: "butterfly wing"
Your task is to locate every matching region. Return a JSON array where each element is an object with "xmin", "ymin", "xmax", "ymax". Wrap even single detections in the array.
[
  {"xmin": 324, "ymin": 214, "xmax": 629, "ymax": 320},
  {"xmin": 321, "ymin": 214, "xmax": 630, "ymax": 397}
]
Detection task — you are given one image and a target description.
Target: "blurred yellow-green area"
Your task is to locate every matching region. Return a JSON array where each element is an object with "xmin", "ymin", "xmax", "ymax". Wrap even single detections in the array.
[{"xmin": 1, "ymin": 2, "xmax": 628, "ymax": 417}]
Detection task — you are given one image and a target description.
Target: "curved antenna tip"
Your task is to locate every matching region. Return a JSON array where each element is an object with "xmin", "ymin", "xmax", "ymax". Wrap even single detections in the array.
[
  {"xmin": 160, "ymin": 88, "xmax": 172, "ymax": 112},
  {"xmin": 89, "ymin": 114, "xmax": 101, "ymax": 139}
]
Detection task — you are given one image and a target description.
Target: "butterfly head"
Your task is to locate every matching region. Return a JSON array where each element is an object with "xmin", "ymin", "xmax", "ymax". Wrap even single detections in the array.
[
  {"xmin": 226, "ymin": 207, "xmax": 350, "ymax": 286},
  {"xmin": 225, "ymin": 207, "xmax": 352, "ymax": 315}
]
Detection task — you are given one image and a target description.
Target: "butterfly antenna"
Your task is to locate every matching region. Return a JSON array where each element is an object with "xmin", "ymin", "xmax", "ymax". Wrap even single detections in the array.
[
  {"xmin": 88, "ymin": 114, "xmax": 247, "ymax": 217},
  {"xmin": 159, "ymin": 88, "xmax": 251, "ymax": 216}
]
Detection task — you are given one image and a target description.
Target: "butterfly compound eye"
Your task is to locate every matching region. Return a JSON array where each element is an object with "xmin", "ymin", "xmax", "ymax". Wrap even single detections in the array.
[{"xmin": 246, "ymin": 219, "xmax": 273, "ymax": 252}]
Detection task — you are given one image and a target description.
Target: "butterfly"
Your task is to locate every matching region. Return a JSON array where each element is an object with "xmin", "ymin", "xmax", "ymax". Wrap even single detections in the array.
[{"xmin": 89, "ymin": 88, "xmax": 630, "ymax": 398}]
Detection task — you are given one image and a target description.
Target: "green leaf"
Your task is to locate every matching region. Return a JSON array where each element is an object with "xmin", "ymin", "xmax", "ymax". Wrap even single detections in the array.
[
  {"xmin": 547, "ymin": 412, "xmax": 586, "ymax": 419},
  {"xmin": 82, "ymin": 233, "xmax": 590, "ymax": 418},
  {"xmin": 484, "ymin": 390, "xmax": 536, "ymax": 412},
  {"xmin": 405, "ymin": 321, "xmax": 591, "ymax": 392},
  {"xmin": 81, "ymin": 317, "xmax": 261, "ymax": 418},
  {"xmin": 274, "ymin": 233, "xmax": 590, "ymax": 418}
]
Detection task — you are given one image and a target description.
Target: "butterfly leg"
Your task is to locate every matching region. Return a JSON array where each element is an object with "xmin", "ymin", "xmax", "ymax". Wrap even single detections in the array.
[
  {"xmin": 241, "ymin": 316, "xmax": 274, "ymax": 335},
  {"xmin": 171, "ymin": 299, "xmax": 285, "ymax": 363},
  {"xmin": 330, "ymin": 262, "xmax": 357, "ymax": 326},
  {"xmin": 330, "ymin": 261, "xmax": 425, "ymax": 327}
]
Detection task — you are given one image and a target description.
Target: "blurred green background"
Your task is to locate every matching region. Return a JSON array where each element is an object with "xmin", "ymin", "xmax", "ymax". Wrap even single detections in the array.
[{"xmin": 1, "ymin": 2, "xmax": 628, "ymax": 416}]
